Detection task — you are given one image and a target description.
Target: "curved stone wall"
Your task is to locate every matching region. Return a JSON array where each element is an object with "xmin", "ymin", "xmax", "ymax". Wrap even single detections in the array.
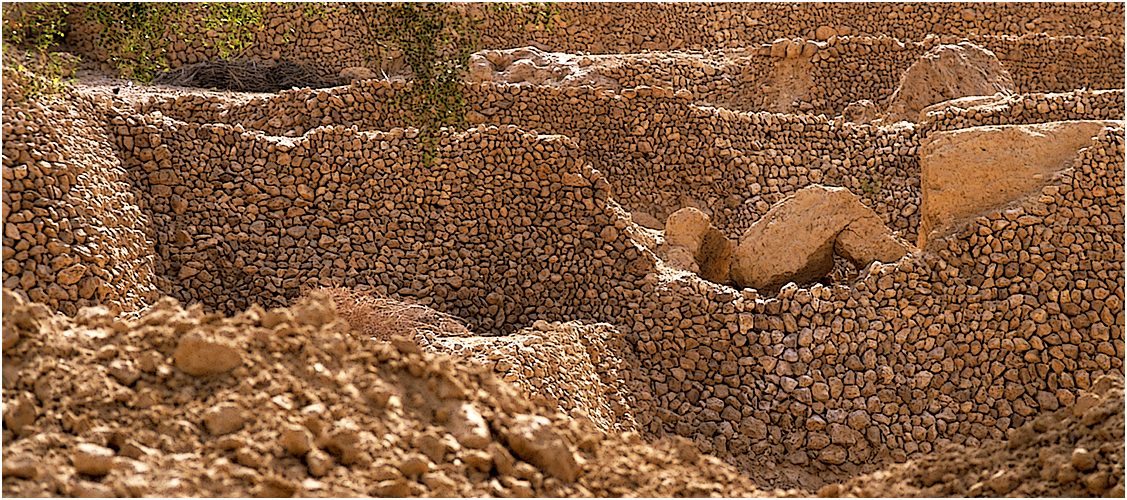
[{"xmin": 2, "ymin": 0, "xmax": 1123, "ymax": 476}]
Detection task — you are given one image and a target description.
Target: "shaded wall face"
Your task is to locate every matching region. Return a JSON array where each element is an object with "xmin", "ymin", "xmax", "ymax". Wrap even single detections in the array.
[{"xmin": 115, "ymin": 110, "xmax": 655, "ymax": 333}]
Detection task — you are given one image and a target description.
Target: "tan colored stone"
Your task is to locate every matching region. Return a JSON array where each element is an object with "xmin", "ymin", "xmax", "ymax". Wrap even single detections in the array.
[
  {"xmin": 918, "ymin": 121, "xmax": 1119, "ymax": 247},
  {"xmin": 173, "ymin": 332, "xmax": 243, "ymax": 377},
  {"xmin": 730, "ymin": 185, "xmax": 910, "ymax": 292},
  {"xmin": 884, "ymin": 42, "xmax": 1014, "ymax": 123},
  {"xmin": 73, "ymin": 443, "xmax": 115, "ymax": 476},
  {"xmin": 203, "ymin": 402, "xmax": 246, "ymax": 435},
  {"xmin": 504, "ymin": 414, "xmax": 580, "ymax": 482}
]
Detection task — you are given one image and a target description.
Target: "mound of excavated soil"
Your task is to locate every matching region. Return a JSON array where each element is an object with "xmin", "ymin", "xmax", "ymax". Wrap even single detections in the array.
[
  {"xmin": 1, "ymin": 289, "xmax": 792, "ymax": 497},
  {"xmin": 883, "ymin": 42, "xmax": 1015, "ymax": 123},
  {"xmin": 821, "ymin": 373, "xmax": 1125, "ymax": 498}
]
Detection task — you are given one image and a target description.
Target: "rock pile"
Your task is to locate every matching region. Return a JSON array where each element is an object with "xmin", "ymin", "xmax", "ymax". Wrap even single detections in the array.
[
  {"xmin": 426, "ymin": 321, "xmax": 638, "ymax": 435},
  {"xmin": 1, "ymin": 289, "xmax": 793, "ymax": 497},
  {"xmin": 823, "ymin": 372, "xmax": 1124, "ymax": 497}
]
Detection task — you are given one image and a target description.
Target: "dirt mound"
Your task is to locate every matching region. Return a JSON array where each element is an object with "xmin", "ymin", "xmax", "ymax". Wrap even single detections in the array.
[
  {"xmin": 1, "ymin": 289, "xmax": 787, "ymax": 497},
  {"xmin": 821, "ymin": 373, "xmax": 1125, "ymax": 497},
  {"xmin": 883, "ymin": 42, "xmax": 1015, "ymax": 123}
]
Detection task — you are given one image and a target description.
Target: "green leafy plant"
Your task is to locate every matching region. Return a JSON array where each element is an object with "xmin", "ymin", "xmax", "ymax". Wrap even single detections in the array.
[
  {"xmin": 2, "ymin": 3, "xmax": 77, "ymax": 100},
  {"xmin": 200, "ymin": 2, "xmax": 266, "ymax": 59},
  {"xmin": 86, "ymin": 2, "xmax": 183, "ymax": 82},
  {"xmin": 859, "ymin": 178, "xmax": 881, "ymax": 196},
  {"xmin": 485, "ymin": 2, "xmax": 560, "ymax": 33},
  {"xmin": 356, "ymin": 3, "xmax": 480, "ymax": 163}
]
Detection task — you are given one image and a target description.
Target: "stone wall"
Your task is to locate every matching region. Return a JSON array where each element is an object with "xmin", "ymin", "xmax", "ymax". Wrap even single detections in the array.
[
  {"xmin": 2, "ymin": 0, "xmax": 1124, "ymax": 476},
  {"xmin": 918, "ymin": 90, "xmax": 1126, "ymax": 135},
  {"xmin": 1, "ymin": 95, "xmax": 160, "ymax": 317},
  {"xmin": 117, "ymin": 115, "xmax": 655, "ymax": 334},
  {"xmin": 616, "ymin": 126, "xmax": 1124, "ymax": 474},
  {"xmin": 56, "ymin": 4, "xmax": 1124, "ymax": 118},
  {"xmin": 136, "ymin": 82, "xmax": 925, "ymax": 245}
]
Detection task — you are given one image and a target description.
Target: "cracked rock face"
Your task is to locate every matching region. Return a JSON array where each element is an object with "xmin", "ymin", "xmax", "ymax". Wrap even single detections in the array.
[
  {"xmin": 730, "ymin": 185, "xmax": 911, "ymax": 292},
  {"xmin": 917, "ymin": 120, "xmax": 1120, "ymax": 248}
]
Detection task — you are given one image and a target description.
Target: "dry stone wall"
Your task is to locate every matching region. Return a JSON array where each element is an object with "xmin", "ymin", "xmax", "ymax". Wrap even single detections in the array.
[
  {"xmin": 619, "ymin": 126, "xmax": 1124, "ymax": 474},
  {"xmin": 3, "ymin": 0, "xmax": 1124, "ymax": 479},
  {"xmin": 61, "ymin": 3, "xmax": 1125, "ymax": 74},
  {"xmin": 111, "ymin": 107, "xmax": 658, "ymax": 334},
  {"xmin": 136, "ymin": 82, "xmax": 926, "ymax": 249},
  {"xmin": 918, "ymin": 90, "xmax": 1126, "ymax": 136},
  {"xmin": 57, "ymin": 4, "xmax": 1123, "ymax": 120},
  {"xmin": 1, "ymin": 94, "xmax": 161, "ymax": 317}
]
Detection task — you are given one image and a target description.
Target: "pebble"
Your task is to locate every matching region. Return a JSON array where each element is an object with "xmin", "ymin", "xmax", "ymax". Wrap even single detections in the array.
[
  {"xmin": 203, "ymin": 403, "xmax": 247, "ymax": 435},
  {"xmin": 1070, "ymin": 448, "xmax": 1096, "ymax": 472},
  {"xmin": 73, "ymin": 443, "xmax": 116, "ymax": 476},
  {"xmin": 173, "ymin": 332, "xmax": 243, "ymax": 377}
]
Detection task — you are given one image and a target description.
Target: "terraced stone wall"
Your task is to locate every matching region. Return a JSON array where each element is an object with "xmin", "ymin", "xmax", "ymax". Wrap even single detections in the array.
[
  {"xmin": 58, "ymin": 4, "xmax": 1123, "ymax": 118},
  {"xmin": 617, "ymin": 126, "xmax": 1124, "ymax": 473},
  {"xmin": 3, "ymin": 0, "xmax": 1124, "ymax": 475},
  {"xmin": 918, "ymin": 90, "xmax": 1126, "ymax": 135},
  {"xmin": 90, "ymin": 81, "xmax": 1127, "ymax": 297},
  {"xmin": 475, "ymin": 2, "xmax": 1123, "ymax": 50},
  {"xmin": 139, "ymin": 82, "xmax": 925, "ymax": 244},
  {"xmin": 62, "ymin": 3, "xmax": 1123, "ymax": 67}
]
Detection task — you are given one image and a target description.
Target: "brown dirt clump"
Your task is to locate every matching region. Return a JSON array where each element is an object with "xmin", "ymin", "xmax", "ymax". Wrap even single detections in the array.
[
  {"xmin": 819, "ymin": 373, "xmax": 1125, "ymax": 497},
  {"xmin": 1, "ymin": 288, "xmax": 791, "ymax": 497}
]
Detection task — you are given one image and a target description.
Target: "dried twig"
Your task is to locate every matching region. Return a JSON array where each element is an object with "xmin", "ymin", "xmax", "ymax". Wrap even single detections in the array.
[
  {"xmin": 153, "ymin": 58, "xmax": 341, "ymax": 92},
  {"xmin": 304, "ymin": 286, "xmax": 471, "ymax": 341}
]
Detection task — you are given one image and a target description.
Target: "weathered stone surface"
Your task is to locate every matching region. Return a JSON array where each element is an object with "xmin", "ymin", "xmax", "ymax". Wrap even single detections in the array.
[
  {"xmin": 917, "ymin": 120, "xmax": 1119, "ymax": 247},
  {"xmin": 730, "ymin": 185, "xmax": 910, "ymax": 292},
  {"xmin": 73, "ymin": 443, "xmax": 115, "ymax": 476},
  {"xmin": 662, "ymin": 208, "xmax": 732, "ymax": 284},
  {"xmin": 446, "ymin": 402, "xmax": 491, "ymax": 449},
  {"xmin": 884, "ymin": 42, "xmax": 1015, "ymax": 123},
  {"xmin": 203, "ymin": 402, "xmax": 246, "ymax": 435},
  {"xmin": 504, "ymin": 414, "xmax": 580, "ymax": 482},
  {"xmin": 173, "ymin": 332, "xmax": 243, "ymax": 376}
]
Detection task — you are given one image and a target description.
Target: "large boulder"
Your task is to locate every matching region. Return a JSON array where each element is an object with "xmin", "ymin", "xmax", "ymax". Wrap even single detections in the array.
[
  {"xmin": 883, "ymin": 42, "xmax": 1015, "ymax": 123},
  {"xmin": 730, "ymin": 185, "xmax": 910, "ymax": 292},
  {"xmin": 662, "ymin": 208, "xmax": 732, "ymax": 284},
  {"xmin": 918, "ymin": 120, "xmax": 1120, "ymax": 248}
]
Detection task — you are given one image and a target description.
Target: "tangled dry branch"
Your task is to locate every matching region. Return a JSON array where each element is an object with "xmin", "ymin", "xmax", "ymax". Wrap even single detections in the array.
[
  {"xmin": 153, "ymin": 58, "xmax": 340, "ymax": 92},
  {"xmin": 305, "ymin": 286, "xmax": 471, "ymax": 341}
]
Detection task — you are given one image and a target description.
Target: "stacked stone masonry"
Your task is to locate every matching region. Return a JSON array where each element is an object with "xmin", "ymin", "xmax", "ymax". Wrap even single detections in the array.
[{"xmin": 2, "ymin": 0, "xmax": 1124, "ymax": 477}]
